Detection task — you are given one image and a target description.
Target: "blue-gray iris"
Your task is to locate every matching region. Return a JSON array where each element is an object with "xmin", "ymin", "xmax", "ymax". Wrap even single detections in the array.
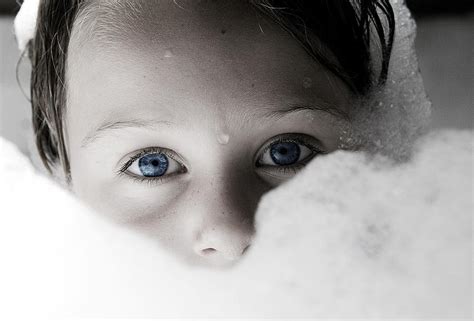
[
  {"xmin": 138, "ymin": 153, "xmax": 169, "ymax": 177},
  {"xmin": 270, "ymin": 142, "xmax": 300, "ymax": 165}
]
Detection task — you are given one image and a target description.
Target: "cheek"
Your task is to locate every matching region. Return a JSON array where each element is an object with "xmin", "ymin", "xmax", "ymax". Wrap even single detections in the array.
[
  {"xmin": 70, "ymin": 162, "xmax": 193, "ymax": 253},
  {"xmin": 124, "ymin": 200, "xmax": 196, "ymax": 252},
  {"xmin": 73, "ymin": 180, "xmax": 186, "ymax": 223}
]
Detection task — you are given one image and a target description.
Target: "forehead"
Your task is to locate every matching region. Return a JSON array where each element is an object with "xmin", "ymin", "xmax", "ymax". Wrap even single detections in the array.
[
  {"xmin": 66, "ymin": 0, "xmax": 350, "ymax": 138},
  {"xmin": 71, "ymin": 0, "xmax": 290, "ymax": 57}
]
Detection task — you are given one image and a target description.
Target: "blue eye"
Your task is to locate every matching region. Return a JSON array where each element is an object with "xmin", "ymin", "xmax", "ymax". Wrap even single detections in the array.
[
  {"xmin": 123, "ymin": 148, "xmax": 185, "ymax": 179},
  {"xmin": 269, "ymin": 142, "xmax": 301, "ymax": 166},
  {"xmin": 137, "ymin": 153, "xmax": 168, "ymax": 177},
  {"xmin": 256, "ymin": 134, "xmax": 323, "ymax": 168}
]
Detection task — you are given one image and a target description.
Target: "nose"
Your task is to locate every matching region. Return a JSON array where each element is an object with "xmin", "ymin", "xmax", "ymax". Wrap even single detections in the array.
[
  {"xmin": 185, "ymin": 158, "xmax": 269, "ymax": 265},
  {"xmin": 194, "ymin": 220, "xmax": 253, "ymax": 262}
]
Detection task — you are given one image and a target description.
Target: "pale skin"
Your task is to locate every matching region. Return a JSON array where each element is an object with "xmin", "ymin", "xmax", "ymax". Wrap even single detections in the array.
[{"xmin": 65, "ymin": 0, "xmax": 352, "ymax": 267}]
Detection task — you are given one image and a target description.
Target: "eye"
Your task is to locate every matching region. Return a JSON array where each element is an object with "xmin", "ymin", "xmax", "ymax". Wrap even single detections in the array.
[
  {"xmin": 119, "ymin": 147, "xmax": 186, "ymax": 182},
  {"xmin": 258, "ymin": 140, "xmax": 312, "ymax": 167},
  {"xmin": 255, "ymin": 133, "xmax": 325, "ymax": 181}
]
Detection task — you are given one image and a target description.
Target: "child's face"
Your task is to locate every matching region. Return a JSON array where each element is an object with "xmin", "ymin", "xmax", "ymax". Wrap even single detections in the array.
[{"xmin": 65, "ymin": 0, "xmax": 352, "ymax": 266}]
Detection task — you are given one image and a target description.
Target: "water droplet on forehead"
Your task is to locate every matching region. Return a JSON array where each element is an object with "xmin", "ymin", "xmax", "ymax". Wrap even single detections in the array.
[
  {"xmin": 217, "ymin": 133, "xmax": 230, "ymax": 145},
  {"xmin": 164, "ymin": 48, "xmax": 174, "ymax": 58}
]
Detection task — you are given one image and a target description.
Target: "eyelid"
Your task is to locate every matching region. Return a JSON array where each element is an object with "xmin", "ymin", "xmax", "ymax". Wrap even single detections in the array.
[{"xmin": 253, "ymin": 133, "xmax": 325, "ymax": 167}]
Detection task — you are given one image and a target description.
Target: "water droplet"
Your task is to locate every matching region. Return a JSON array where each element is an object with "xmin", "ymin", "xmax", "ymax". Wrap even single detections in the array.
[
  {"xmin": 217, "ymin": 133, "xmax": 230, "ymax": 145},
  {"xmin": 164, "ymin": 48, "xmax": 174, "ymax": 58}
]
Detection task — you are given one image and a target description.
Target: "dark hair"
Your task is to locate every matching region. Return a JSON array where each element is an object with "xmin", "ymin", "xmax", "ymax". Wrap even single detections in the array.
[{"xmin": 27, "ymin": 0, "xmax": 395, "ymax": 178}]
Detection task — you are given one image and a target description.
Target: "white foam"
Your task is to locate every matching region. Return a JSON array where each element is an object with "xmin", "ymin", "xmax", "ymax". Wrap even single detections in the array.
[{"xmin": 14, "ymin": 0, "xmax": 40, "ymax": 52}]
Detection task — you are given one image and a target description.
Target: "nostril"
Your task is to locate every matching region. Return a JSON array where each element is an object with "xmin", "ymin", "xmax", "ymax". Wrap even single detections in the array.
[
  {"xmin": 201, "ymin": 248, "xmax": 217, "ymax": 256},
  {"xmin": 241, "ymin": 244, "xmax": 251, "ymax": 255}
]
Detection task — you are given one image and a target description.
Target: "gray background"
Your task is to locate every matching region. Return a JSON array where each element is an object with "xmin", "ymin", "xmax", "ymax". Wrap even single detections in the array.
[{"xmin": 0, "ymin": 0, "xmax": 472, "ymax": 158}]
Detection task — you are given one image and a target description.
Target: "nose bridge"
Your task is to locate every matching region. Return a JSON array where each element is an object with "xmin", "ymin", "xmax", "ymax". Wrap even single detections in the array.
[
  {"xmin": 188, "ymin": 157, "xmax": 267, "ymax": 262},
  {"xmin": 200, "ymin": 158, "xmax": 263, "ymax": 223}
]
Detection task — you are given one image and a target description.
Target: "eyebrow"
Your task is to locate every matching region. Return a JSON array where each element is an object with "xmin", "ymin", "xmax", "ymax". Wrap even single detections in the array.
[
  {"xmin": 81, "ymin": 118, "xmax": 174, "ymax": 148},
  {"xmin": 81, "ymin": 103, "xmax": 348, "ymax": 149},
  {"xmin": 261, "ymin": 101, "xmax": 350, "ymax": 121}
]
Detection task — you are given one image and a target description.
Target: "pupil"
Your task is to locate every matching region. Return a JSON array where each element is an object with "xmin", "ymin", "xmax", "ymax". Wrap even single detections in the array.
[
  {"xmin": 138, "ymin": 153, "xmax": 169, "ymax": 177},
  {"xmin": 270, "ymin": 142, "xmax": 300, "ymax": 166}
]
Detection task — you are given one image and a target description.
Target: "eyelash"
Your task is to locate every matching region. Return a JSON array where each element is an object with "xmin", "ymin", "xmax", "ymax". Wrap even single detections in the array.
[{"xmin": 117, "ymin": 134, "xmax": 325, "ymax": 185}]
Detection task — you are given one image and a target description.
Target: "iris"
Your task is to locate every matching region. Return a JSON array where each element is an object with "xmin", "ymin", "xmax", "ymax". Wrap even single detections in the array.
[
  {"xmin": 270, "ymin": 142, "xmax": 300, "ymax": 165},
  {"xmin": 138, "ymin": 153, "xmax": 169, "ymax": 177}
]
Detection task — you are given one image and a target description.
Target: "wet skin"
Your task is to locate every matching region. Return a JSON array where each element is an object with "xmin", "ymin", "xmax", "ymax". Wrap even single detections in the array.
[{"xmin": 65, "ymin": 0, "xmax": 352, "ymax": 267}]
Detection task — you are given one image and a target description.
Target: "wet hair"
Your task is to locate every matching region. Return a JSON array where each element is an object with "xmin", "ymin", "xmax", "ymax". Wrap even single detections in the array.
[{"xmin": 26, "ymin": 0, "xmax": 395, "ymax": 178}]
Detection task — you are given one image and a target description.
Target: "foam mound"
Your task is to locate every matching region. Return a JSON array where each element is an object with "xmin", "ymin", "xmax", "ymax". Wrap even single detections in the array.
[{"xmin": 0, "ymin": 130, "xmax": 471, "ymax": 318}]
